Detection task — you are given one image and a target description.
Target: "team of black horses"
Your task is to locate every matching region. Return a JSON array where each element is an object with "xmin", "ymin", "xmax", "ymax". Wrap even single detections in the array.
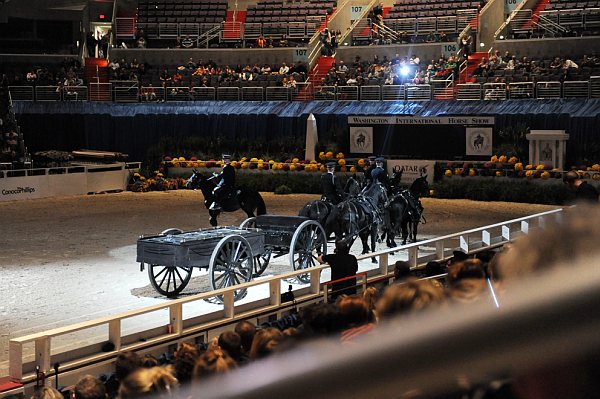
[
  {"xmin": 299, "ymin": 167, "xmax": 429, "ymax": 261},
  {"xmin": 186, "ymin": 167, "xmax": 429, "ymax": 257}
]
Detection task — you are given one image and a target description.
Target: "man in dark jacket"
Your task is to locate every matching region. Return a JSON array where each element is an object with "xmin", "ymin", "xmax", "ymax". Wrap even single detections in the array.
[
  {"xmin": 370, "ymin": 156, "xmax": 390, "ymax": 189},
  {"xmin": 210, "ymin": 154, "xmax": 236, "ymax": 211},
  {"xmin": 321, "ymin": 161, "xmax": 343, "ymax": 204},
  {"xmin": 563, "ymin": 170, "xmax": 599, "ymax": 203},
  {"xmin": 364, "ymin": 156, "xmax": 377, "ymax": 186}
]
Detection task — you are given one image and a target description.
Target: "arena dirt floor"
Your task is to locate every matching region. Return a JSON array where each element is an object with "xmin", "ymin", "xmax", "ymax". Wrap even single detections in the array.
[{"xmin": 0, "ymin": 191, "xmax": 561, "ymax": 376}]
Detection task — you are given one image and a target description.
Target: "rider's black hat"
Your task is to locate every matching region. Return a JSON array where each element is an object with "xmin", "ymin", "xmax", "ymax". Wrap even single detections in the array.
[
  {"xmin": 375, "ymin": 156, "xmax": 385, "ymax": 162},
  {"xmin": 326, "ymin": 161, "xmax": 336, "ymax": 168},
  {"xmin": 368, "ymin": 156, "xmax": 376, "ymax": 161},
  {"xmin": 222, "ymin": 154, "xmax": 231, "ymax": 160}
]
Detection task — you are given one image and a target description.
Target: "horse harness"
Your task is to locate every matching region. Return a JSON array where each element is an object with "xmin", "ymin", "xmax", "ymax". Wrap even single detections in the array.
[{"xmin": 387, "ymin": 190, "xmax": 426, "ymax": 224}]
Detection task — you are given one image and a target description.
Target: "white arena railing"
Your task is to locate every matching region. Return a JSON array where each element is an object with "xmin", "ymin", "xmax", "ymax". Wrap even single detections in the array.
[{"xmin": 5, "ymin": 208, "xmax": 564, "ymax": 394}]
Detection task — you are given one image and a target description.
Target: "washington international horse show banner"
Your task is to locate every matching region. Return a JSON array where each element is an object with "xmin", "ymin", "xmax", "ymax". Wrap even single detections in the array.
[{"xmin": 348, "ymin": 116, "xmax": 495, "ymax": 160}]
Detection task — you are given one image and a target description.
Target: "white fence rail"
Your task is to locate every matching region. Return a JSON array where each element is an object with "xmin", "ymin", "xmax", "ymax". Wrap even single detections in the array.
[{"xmin": 7, "ymin": 208, "xmax": 563, "ymax": 390}]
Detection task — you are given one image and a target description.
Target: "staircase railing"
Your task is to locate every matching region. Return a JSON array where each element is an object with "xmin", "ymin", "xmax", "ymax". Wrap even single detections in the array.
[{"xmin": 198, "ymin": 24, "xmax": 221, "ymax": 48}]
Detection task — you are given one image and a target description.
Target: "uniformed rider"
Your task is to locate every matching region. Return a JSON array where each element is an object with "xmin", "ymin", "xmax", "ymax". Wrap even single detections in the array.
[
  {"xmin": 370, "ymin": 156, "xmax": 390, "ymax": 189},
  {"xmin": 364, "ymin": 155, "xmax": 377, "ymax": 186},
  {"xmin": 209, "ymin": 154, "xmax": 236, "ymax": 211},
  {"xmin": 321, "ymin": 161, "xmax": 344, "ymax": 205}
]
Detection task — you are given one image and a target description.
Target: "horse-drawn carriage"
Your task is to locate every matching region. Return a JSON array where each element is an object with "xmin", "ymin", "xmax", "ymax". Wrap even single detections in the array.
[{"xmin": 137, "ymin": 215, "xmax": 327, "ymax": 299}]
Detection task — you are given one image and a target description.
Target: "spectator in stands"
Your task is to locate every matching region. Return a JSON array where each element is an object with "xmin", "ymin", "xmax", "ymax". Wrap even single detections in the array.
[
  {"xmin": 439, "ymin": 31, "xmax": 449, "ymax": 42},
  {"xmin": 250, "ymin": 327, "xmax": 285, "ymax": 360},
  {"xmin": 278, "ymin": 35, "xmax": 288, "ymax": 47},
  {"xmin": 460, "ymin": 34, "xmax": 472, "ymax": 58},
  {"xmin": 394, "ymin": 260, "xmax": 412, "ymax": 282},
  {"xmin": 31, "ymin": 387, "xmax": 64, "ymax": 399},
  {"xmin": 118, "ymin": 367, "xmax": 178, "ymax": 399},
  {"xmin": 74, "ymin": 375, "xmax": 107, "ymax": 399},
  {"xmin": 140, "ymin": 354, "xmax": 159, "ymax": 368},
  {"xmin": 86, "ymin": 31, "xmax": 97, "ymax": 58},
  {"xmin": 218, "ymin": 331, "xmax": 244, "ymax": 364},
  {"xmin": 278, "ymin": 62, "xmax": 289, "ymax": 75},
  {"xmin": 140, "ymin": 84, "xmax": 157, "ymax": 102},
  {"xmin": 445, "ymin": 259, "xmax": 488, "ymax": 304},
  {"xmin": 563, "ymin": 58, "xmax": 579, "ymax": 69},
  {"xmin": 100, "ymin": 31, "xmax": 110, "ymax": 58},
  {"xmin": 256, "ymin": 35, "xmax": 266, "ymax": 48},
  {"xmin": 192, "ymin": 348, "xmax": 236, "ymax": 381},
  {"xmin": 136, "ymin": 36, "xmax": 147, "ymax": 49},
  {"xmin": 180, "ymin": 35, "xmax": 195, "ymax": 48},
  {"xmin": 376, "ymin": 279, "xmax": 445, "ymax": 320},
  {"xmin": 159, "ymin": 68, "xmax": 171, "ymax": 88},
  {"xmin": 337, "ymin": 295, "xmax": 376, "ymax": 343},
  {"xmin": 298, "ymin": 302, "xmax": 344, "ymax": 337},
  {"xmin": 362, "ymin": 286, "xmax": 379, "ymax": 320},
  {"xmin": 173, "ymin": 342, "xmax": 200, "ymax": 384},
  {"xmin": 26, "ymin": 70, "xmax": 37, "ymax": 83},
  {"xmin": 234, "ymin": 320, "xmax": 256, "ymax": 359},
  {"xmin": 103, "ymin": 351, "xmax": 141, "ymax": 399},
  {"xmin": 563, "ymin": 170, "xmax": 599, "ymax": 203},
  {"xmin": 266, "ymin": 36, "xmax": 274, "ymax": 48}
]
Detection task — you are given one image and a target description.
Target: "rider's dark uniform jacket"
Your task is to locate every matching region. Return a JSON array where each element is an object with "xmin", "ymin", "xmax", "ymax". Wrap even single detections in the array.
[
  {"xmin": 370, "ymin": 166, "xmax": 390, "ymax": 189},
  {"xmin": 364, "ymin": 164, "xmax": 377, "ymax": 185},
  {"xmin": 321, "ymin": 172, "xmax": 343, "ymax": 204},
  {"xmin": 214, "ymin": 163, "xmax": 235, "ymax": 201}
]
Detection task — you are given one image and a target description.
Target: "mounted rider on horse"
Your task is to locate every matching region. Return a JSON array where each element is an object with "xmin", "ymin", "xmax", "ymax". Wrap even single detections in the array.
[{"xmin": 209, "ymin": 154, "xmax": 236, "ymax": 211}]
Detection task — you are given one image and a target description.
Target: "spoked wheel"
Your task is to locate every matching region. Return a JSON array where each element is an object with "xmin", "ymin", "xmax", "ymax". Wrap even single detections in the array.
[
  {"xmin": 209, "ymin": 235, "xmax": 254, "ymax": 302},
  {"xmin": 289, "ymin": 220, "xmax": 327, "ymax": 284},
  {"xmin": 253, "ymin": 247, "xmax": 272, "ymax": 277},
  {"xmin": 148, "ymin": 264, "xmax": 193, "ymax": 297},
  {"xmin": 239, "ymin": 217, "xmax": 270, "ymax": 276},
  {"xmin": 147, "ymin": 228, "xmax": 191, "ymax": 297}
]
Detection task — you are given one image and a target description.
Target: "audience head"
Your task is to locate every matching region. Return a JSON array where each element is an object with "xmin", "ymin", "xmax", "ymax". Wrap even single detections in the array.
[
  {"xmin": 394, "ymin": 260, "xmax": 411, "ymax": 281},
  {"xmin": 446, "ymin": 259, "xmax": 486, "ymax": 285},
  {"xmin": 362, "ymin": 286, "xmax": 379, "ymax": 317},
  {"xmin": 234, "ymin": 320, "xmax": 256, "ymax": 355},
  {"xmin": 173, "ymin": 342, "xmax": 200, "ymax": 384},
  {"xmin": 218, "ymin": 330, "xmax": 242, "ymax": 360},
  {"xmin": 30, "ymin": 387, "xmax": 64, "ymax": 399},
  {"xmin": 115, "ymin": 351, "xmax": 142, "ymax": 381},
  {"xmin": 425, "ymin": 260, "xmax": 445, "ymax": 277},
  {"xmin": 249, "ymin": 327, "xmax": 284, "ymax": 360},
  {"xmin": 118, "ymin": 367, "xmax": 177, "ymax": 399},
  {"xmin": 376, "ymin": 279, "xmax": 445, "ymax": 320},
  {"xmin": 299, "ymin": 302, "xmax": 344, "ymax": 337},
  {"xmin": 74, "ymin": 375, "xmax": 107, "ymax": 399},
  {"xmin": 336, "ymin": 295, "xmax": 372, "ymax": 328},
  {"xmin": 192, "ymin": 348, "xmax": 236, "ymax": 380},
  {"xmin": 140, "ymin": 354, "xmax": 159, "ymax": 369}
]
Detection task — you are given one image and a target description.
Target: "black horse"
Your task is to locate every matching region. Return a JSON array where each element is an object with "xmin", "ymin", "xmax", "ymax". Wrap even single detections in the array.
[
  {"xmin": 186, "ymin": 169, "xmax": 267, "ymax": 226},
  {"xmin": 385, "ymin": 175, "xmax": 429, "ymax": 246},
  {"xmin": 331, "ymin": 182, "xmax": 388, "ymax": 262},
  {"xmin": 298, "ymin": 175, "xmax": 362, "ymax": 239}
]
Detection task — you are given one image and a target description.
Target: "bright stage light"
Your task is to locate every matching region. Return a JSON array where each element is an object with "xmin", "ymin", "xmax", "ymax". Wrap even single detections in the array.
[{"xmin": 400, "ymin": 66, "xmax": 410, "ymax": 76}]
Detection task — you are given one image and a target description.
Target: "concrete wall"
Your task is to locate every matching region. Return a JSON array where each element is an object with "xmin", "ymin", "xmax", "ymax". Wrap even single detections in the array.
[{"xmin": 478, "ymin": 0, "xmax": 507, "ymax": 49}]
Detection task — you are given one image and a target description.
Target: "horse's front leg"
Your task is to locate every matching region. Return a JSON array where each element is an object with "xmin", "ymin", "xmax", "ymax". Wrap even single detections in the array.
[{"xmin": 370, "ymin": 228, "xmax": 378, "ymax": 263}]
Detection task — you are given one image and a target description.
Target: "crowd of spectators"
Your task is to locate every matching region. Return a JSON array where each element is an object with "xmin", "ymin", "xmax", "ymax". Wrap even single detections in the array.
[
  {"xmin": 3, "ymin": 58, "xmax": 84, "ymax": 89},
  {"xmin": 470, "ymin": 51, "xmax": 600, "ymax": 83},
  {"xmin": 320, "ymin": 53, "xmax": 459, "ymax": 87}
]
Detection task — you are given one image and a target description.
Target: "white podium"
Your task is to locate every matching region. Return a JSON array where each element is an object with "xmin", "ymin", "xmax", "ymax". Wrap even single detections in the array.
[{"xmin": 526, "ymin": 130, "xmax": 569, "ymax": 170}]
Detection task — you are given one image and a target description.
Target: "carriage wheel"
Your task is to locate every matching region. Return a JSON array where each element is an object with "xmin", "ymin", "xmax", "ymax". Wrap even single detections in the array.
[
  {"xmin": 239, "ymin": 217, "xmax": 256, "ymax": 229},
  {"xmin": 148, "ymin": 264, "xmax": 193, "ymax": 298},
  {"xmin": 289, "ymin": 220, "xmax": 327, "ymax": 284},
  {"xmin": 253, "ymin": 247, "xmax": 272, "ymax": 277},
  {"xmin": 147, "ymin": 228, "xmax": 191, "ymax": 297},
  {"xmin": 209, "ymin": 235, "xmax": 254, "ymax": 302}
]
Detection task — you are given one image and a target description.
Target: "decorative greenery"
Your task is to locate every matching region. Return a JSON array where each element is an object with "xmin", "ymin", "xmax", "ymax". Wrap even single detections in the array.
[
  {"xmin": 274, "ymin": 185, "xmax": 293, "ymax": 195},
  {"xmin": 432, "ymin": 177, "xmax": 572, "ymax": 204}
]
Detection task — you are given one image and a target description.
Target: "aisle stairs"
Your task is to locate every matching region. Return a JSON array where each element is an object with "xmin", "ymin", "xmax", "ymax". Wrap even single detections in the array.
[
  {"xmin": 297, "ymin": 55, "xmax": 336, "ymax": 101},
  {"xmin": 460, "ymin": 51, "xmax": 487, "ymax": 83},
  {"xmin": 85, "ymin": 57, "xmax": 111, "ymax": 101},
  {"xmin": 523, "ymin": 0, "xmax": 551, "ymax": 29},
  {"xmin": 222, "ymin": 10, "xmax": 246, "ymax": 40}
]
